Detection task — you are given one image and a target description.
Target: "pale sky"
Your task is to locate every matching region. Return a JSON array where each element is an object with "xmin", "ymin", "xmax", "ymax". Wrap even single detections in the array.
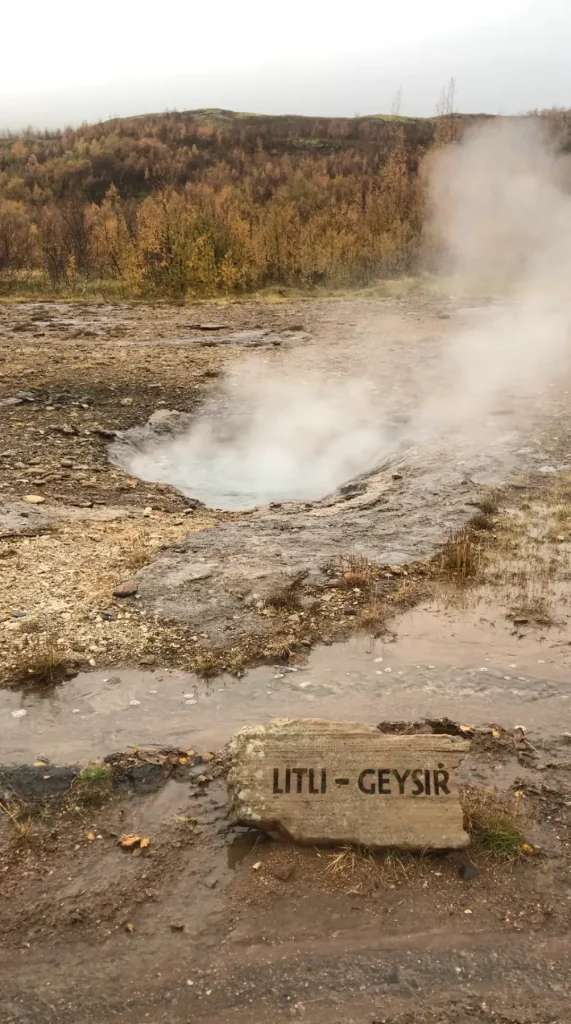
[{"xmin": 2, "ymin": 0, "xmax": 570, "ymax": 128}]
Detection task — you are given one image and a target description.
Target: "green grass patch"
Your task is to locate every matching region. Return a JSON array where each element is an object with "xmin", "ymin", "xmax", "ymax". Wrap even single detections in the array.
[{"xmin": 463, "ymin": 788, "xmax": 527, "ymax": 859}]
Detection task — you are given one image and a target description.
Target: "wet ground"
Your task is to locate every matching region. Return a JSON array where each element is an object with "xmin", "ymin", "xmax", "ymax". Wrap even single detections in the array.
[
  {"xmin": 3, "ymin": 593, "xmax": 571, "ymax": 764},
  {"xmin": 1, "ymin": 292, "xmax": 570, "ymax": 1023}
]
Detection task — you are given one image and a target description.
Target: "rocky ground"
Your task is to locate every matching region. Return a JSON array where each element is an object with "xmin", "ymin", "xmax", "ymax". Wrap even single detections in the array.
[
  {"xmin": 0, "ymin": 292, "xmax": 475, "ymax": 682},
  {"xmin": 1, "ymin": 293, "xmax": 570, "ymax": 1023}
]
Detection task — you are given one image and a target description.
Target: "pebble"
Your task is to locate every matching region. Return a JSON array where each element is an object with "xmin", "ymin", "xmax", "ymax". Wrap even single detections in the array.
[
  {"xmin": 458, "ymin": 862, "xmax": 480, "ymax": 881},
  {"xmin": 113, "ymin": 580, "xmax": 138, "ymax": 598},
  {"xmin": 11, "ymin": 708, "xmax": 27, "ymax": 719},
  {"xmin": 23, "ymin": 494, "xmax": 45, "ymax": 504}
]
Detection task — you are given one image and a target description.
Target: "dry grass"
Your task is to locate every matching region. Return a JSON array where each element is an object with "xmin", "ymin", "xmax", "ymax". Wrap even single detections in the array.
[
  {"xmin": 462, "ymin": 788, "xmax": 527, "ymax": 859},
  {"xmin": 475, "ymin": 492, "xmax": 500, "ymax": 515},
  {"xmin": 192, "ymin": 650, "xmax": 220, "ymax": 678},
  {"xmin": 439, "ymin": 528, "xmax": 481, "ymax": 581},
  {"xmin": 265, "ymin": 571, "xmax": 307, "ymax": 612},
  {"xmin": 123, "ymin": 531, "xmax": 153, "ymax": 570},
  {"xmin": 509, "ymin": 592, "xmax": 556, "ymax": 627},
  {"xmin": 0, "ymin": 798, "xmax": 34, "ymax": 843},
  {"xmin": 339, "ymin": 553, "xmax": 377, "ymax": 590},
  {"xmin": 358, "ymin": 598, "xmax": 386, "ymax": 634},
  {"xmin": 470, "ymin": 512, "xmax": 495, "ymax": 532},
  {"xmin": 323, "ymin": 845, "xmax": 418, "ymax": 891},
  {"xmin": 8, "ymin": 640, "xmax": 73, "ymax": 689}
]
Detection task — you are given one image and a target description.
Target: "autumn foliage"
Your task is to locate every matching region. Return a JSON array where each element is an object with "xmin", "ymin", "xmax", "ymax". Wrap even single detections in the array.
[{"xmin": 1, "ymin": 107, "xmax": 567, "ymax": 298}]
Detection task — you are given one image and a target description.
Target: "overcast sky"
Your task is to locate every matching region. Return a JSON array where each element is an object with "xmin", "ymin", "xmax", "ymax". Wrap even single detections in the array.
[{"xmin": 2, "ymin": 0, "xmax": 570, "ymax": 129}]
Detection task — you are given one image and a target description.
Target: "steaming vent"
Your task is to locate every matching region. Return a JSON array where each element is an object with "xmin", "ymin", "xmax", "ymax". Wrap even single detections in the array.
[{"xmin": 110, "ymin": 370, "xmax": 393, "ymax": 511}]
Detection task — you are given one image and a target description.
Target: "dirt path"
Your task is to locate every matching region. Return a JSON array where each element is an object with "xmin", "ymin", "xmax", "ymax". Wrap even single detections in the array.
[{"xmin": 1, "ymin": 725, "xmax": 570, "ymax": 1024}]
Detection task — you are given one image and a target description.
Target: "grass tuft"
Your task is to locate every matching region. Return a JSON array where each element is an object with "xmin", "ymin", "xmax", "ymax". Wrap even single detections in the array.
[
  {"xmin": 9, "ymin": 641, "xmax": 73, "ymax": 689},
  {"xmin": 462, "ymin": 788, "xmax": 527, "ymax": 859},
  {"xmin": 439, "ymin": 528, "xmax": 481, "ymax": 580},
  {"xmin": 339, "ymin": 553, "xmax": 376, "ymax": 590},
  {"xmin": 475, "ymin": 492, "xmax": 500, "ymax": 515},
  {"xmin": 0, "ymin": 798, "xmax": 34, "ymax": 843},
  {"xmin": 73, "ymin": 763, "xmax": 113, "ymax": 806},
  {"xmin": 470, "ymin": 512, "xmax": 494, "ymax": 532}
]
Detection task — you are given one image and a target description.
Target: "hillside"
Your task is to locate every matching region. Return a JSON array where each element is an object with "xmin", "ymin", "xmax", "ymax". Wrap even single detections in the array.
[{"xmin": 0, "ymin": 107, "xmax": 566, "ymax": 297}]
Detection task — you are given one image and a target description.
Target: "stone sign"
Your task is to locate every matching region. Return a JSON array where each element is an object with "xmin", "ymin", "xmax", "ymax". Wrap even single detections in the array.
[{"xmin": 227, "ymin": 719, "xmax": 470, "ymax": 850}]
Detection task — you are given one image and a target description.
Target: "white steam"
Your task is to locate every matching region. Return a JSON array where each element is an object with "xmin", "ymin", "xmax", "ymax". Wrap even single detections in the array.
[
  {"xmin": 125, "ymin": 366, "xmax": 391, "ymax": 508},
  {"xmin": 123, "ymin": 120, "xmax": 571, "ymax": 509},
  {"xmin": 418, "ymin": 119, "xmax": 571, "ymax": 437}
]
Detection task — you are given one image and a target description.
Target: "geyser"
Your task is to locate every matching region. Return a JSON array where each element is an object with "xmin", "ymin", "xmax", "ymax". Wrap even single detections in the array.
[
  {"xmin": 113, "ymin": 120, "xmax": 571, "ymax": 512},
  {"xmin": 112, "ymin": 365, "xmax": 391, "ymax": 511}
]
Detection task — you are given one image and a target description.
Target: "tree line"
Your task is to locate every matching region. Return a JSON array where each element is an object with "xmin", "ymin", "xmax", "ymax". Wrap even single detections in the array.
[{"xmin": 0, "ymin": 108, "xmax": 568, "ymax": 298}]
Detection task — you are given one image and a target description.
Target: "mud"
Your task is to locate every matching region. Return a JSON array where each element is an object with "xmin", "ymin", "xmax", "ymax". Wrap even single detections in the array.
[{"xmin": 1, "ymin": 722, "xmax": 569, "ymax": 1024}]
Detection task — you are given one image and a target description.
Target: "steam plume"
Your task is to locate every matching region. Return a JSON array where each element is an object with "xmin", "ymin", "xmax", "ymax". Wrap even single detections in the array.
[{"xmin": 121, "ymin": 119, "xmax": 571, "ymax": 508}]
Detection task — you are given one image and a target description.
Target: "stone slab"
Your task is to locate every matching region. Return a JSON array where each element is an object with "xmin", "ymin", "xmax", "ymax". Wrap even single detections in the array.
[{"xmin": 227, "ymin": 719, "xmax": 470, "ymax": 850}]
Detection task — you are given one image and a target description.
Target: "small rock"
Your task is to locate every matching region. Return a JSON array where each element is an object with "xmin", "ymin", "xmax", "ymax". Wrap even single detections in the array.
[
  {"xmin": 143, "ymin": 506, "xmax": 153, "ymax": 517},
  {"xmin": 120, "ymin": 397, "xmax": 134, "ymax": 406},
  {"xmin": 113, "ymin": 580, "xmax": 138, "ymax": 598},
  {"xmin": 140, "ymin": 654, "xmax": 156, "ymax": 666},
  {"xmin": 11, "ymin": 708, "xmax": 28, "ymax": 719},
  {"xmin": 170, "ymin": 922, "xmax": 186, "ymax": 932},
  {"xmin": 513, "ymin": 616, "xmax": 529, "ymax": 626},
  {"xmin": 101, "ymin": 610, "xmax": 116, "ymax": 621},
  {"xmin": 392, "ymin": 472, "xmax": 403, "ymax": 481},
  {"xmin": 23, "ymin": 494, "xmax": 45, "ymax": 504},
  {"xmin": 269, "ymin": 862, "xmax": 296, "ymax": 882},
  {"xmin": 458, "ymin": 862, "xmax": 480, "ymax": 881}
]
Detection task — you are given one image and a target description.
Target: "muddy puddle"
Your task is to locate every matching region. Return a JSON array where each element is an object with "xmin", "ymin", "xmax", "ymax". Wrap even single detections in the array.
[{"xmin": 3, "ymin": 595, "xmax": 570, "ymax": 764}]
